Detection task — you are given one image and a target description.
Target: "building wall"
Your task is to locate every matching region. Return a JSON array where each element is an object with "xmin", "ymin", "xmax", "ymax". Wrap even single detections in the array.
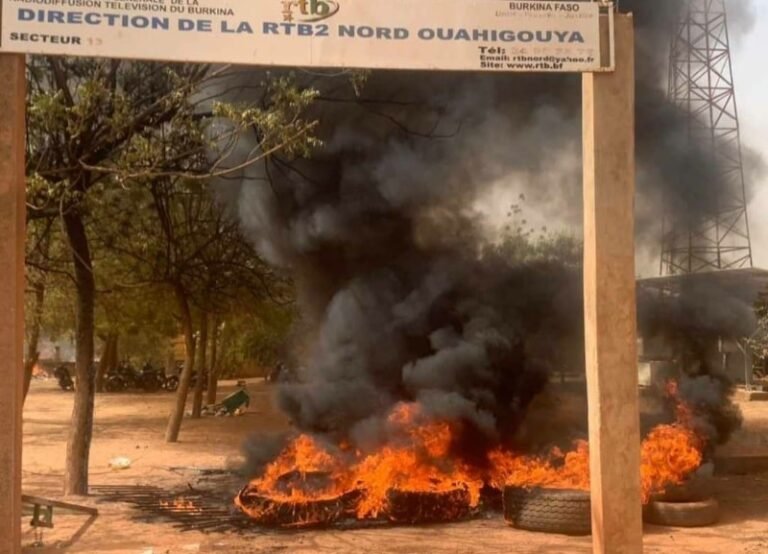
[{"xmin": 638, "ymin": 335, "xmax": 752, "ymax": 385}]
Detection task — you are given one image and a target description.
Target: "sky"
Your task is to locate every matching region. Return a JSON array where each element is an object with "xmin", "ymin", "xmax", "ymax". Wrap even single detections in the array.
[{"xmin": 733, "ymin": 1, "xmax": 768, "ymax": 268}]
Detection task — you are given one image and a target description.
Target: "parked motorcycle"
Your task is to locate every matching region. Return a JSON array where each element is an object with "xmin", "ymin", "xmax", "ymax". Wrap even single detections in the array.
[
  {"xmin": 163, "ymin": 374, "xmax": 180, "ymax": 392},
  {"xmin": 138, "ymin": 362, "xmax": 164, "ymax": 392},
  {"xmin": 159, "ymin": 362, "xmax": 207, "ymax": 392},
  {"xmin": 104, "ymin": 371, "xmax": 124, "ymax": 392},
  {"xmin": 104, "ymin": 361, "xmax": 131, "ymax": 392},
  {"xmin": 53, "ymin": 364, "xmax": 74, "ymax": 391},
  {"xmin": 104, "ymin": 361, "xmax": 164, "ymax": 392},
  {"xmin": 161, "ymin": 361, "xmax": 183, "ymax": 392}
]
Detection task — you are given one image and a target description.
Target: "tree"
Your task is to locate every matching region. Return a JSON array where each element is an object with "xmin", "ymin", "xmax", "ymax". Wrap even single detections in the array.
[
  {"xmin": 94, "ymin": 173, "xmax": 293, "ymax": 437},
  {"xmin": 216, "ymin": 301, "xmax": 297, "ymax": 377},
  {"xmin": 23, "ymin": 218, "xmax": 52, "ymax": 401},
  {"xmin": 104, "ymin": 177, "xmax": 292, "ymax": 441},
  {"xmin": 24, "ymin": 216, "xmax": 76, "ymax": 402},
  {"xmin": 26, "ymin": 58, "xmax": 213, "ymax": 494},
  {"xmin": 205, "ymin": 316, "xmax": 222, "ymax": 405},
  {"xmin": 25, "ymin": 61, "xmax": 317, "ymax": 489},
  {"xmin": 87, "ymin": 72, "xmax": 315, "ymax": 441},
  {"xmin": 191, "ymin": 311, "xmax": 209, "ymax": 418}
]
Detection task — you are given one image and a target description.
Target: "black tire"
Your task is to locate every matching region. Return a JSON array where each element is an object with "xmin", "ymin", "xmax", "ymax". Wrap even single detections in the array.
[
  {"xmin": 503, "ymin": 487, "xmax": 591, "ymax": 536},
  {"xmin": 235, "ymin": 488, "xmax": 346, "ymax": 528},
  {"xmin": 644, "ymin": 498, "xmax": 719, "ymax": 528}
]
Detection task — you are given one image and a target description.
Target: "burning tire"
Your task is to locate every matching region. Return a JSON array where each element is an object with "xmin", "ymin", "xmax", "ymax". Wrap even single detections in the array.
[
  {"xmin": 235, "ymin": 486, "xmax": 353, "ymax": 528},
  {"xmin": 503, "ymin": 486, "xmax": 591, "ymax": 536},
  {"xmin": 386, "ymin": 488, "xmax": 471, "ymax": 524},
  {"xmin": 643, "ymin": 497, "xmax": 719, "ymax": 527}
]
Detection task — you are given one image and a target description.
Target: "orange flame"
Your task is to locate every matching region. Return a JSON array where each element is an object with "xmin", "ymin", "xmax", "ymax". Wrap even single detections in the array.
[
  {"xmin": 488, "ymin": 440, "xmax": 591, "ymax": 492},
  {"xmin": 244, "ymin": 434, "xmax": 352, "ymax": 503},
  {"xmin": 640, "ymin": 380, "xmax": 703, "ymax": 502},
  {"xmin": 640, "ymin": 424, "xmax": 702, "ymax": 502},
  {"xmin": 491, "ymin": 380, "xmax": 704, "ymax": 503},
  {"xmin": 351, "ymin": 403, "xmax": 482, "ymax": 518},
  {"xmin": 160, "ymin": 497, "xmax": 203, "ymax": 513},
  {"xmin": 236, "ymin": 381, "xmax": 706, "ymax": 524}
]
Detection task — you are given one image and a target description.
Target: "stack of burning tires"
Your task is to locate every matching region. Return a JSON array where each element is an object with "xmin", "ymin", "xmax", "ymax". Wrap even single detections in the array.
[{"xmin": 234, "ymin": 389, "xmax": 721, "ymax": 533}]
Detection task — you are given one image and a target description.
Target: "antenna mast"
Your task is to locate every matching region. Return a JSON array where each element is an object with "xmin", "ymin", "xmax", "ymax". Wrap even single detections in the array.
[{"xmin": 661, "ymin": 0, "xmax": 753, "ymax": 274}]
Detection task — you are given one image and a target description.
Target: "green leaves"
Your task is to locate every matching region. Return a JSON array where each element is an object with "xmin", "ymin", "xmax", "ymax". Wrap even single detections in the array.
[
  {"xmin": 28, "ymin": 89, "xmax": 68, "ymax": 135},
  {"xmin": 749, "ymin": 290, "xmax": 768, "ymax": 363},
  {"xmin": 213, "ymin": 74, "xmax": 321, "ymax": 159},
  {"xmin": 24, "ymin": 59, "xmax": 322, "ymax": 365}
]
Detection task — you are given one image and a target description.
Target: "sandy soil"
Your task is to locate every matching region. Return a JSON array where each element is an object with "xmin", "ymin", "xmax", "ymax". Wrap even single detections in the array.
[{"xmin": 20, "ymin": 379, "xmax": 768, "ymax": 553}]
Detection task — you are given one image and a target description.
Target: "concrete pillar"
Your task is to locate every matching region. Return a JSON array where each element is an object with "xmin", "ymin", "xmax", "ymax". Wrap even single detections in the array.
[
  {"xmin": 582, "ymin": 14, "xmax": 643, "ymax": 554},
  {"xmin": 0, "ymin": 53, "xmax": 26, "ymax": 554}
]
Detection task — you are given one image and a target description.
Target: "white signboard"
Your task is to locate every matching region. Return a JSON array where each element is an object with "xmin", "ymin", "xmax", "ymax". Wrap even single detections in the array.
[{"xmin": 0, "ymin": 0, "xmax": 612, "ymax": 72}]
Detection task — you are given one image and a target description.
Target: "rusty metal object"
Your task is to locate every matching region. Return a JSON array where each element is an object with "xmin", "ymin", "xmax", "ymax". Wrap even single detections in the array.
[{"xmin": 93, "ymin": 485, "xmax": 250, "ymax": 533}]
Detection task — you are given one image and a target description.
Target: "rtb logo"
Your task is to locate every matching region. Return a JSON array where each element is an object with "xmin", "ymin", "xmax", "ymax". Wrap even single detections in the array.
[{"xmin": 281, "ymin": 0, "xmax": 340, "ymax": 22}]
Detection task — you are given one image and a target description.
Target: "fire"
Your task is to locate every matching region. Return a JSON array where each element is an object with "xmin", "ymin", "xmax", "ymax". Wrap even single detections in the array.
[
  {"xmin": 236, "ymin": 382, "xmax": 707, "ymax": 525},
  {"xmin": 234, "ymin": 434, "xmax": 356, "ymax": 526},
  {"xmin": 351, "ymin": 403, "xmax": 482, "ymax": 519},
  {"xmin": 240, "ymin": 434, "xmax": 352, "ymax": 503},
  {"xmin": 160, "ymin": 497, "xmax": 202, "ymax": 513},
  {"xmin": 640, "ymin": 424, "xmax": 702, "ymax": 502},
  {"xmin": 237, "ymin": 403, "xmax": 482, "ymax": 523},
  {"xmin": 640, "ymin": 381, "xmax": 703, "ymax": 502},
  {"xmin": 666, "ymin": 380, "xmax": 695, "ymax": 426},
  {"xmin": 489, "ymin": 425, "xmax": 702, "ymax": 505},
  {"xmin": 488, "ymin": 441, "xmax": 590, "ymax": 492},
  {"xmin": 490, "ymin": 380, "xmax": 704, "ymax": 503}
]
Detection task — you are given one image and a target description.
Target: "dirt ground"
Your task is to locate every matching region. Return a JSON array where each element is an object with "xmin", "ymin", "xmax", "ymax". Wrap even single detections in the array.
[{"xmin": 21, "ymin": 379, "xmax": 768, "ymax": 553}]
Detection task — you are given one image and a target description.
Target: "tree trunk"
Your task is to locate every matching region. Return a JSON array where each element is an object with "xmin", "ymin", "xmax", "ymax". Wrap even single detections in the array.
[
  {"xmin": 165, "ymin": 348, "xmax": 176, "ymax": 377},
  {"xmin": 165, "ymin": 284, "xmax": 196, "ymax": 443},
  {"xmin": 23, "ymin": 280, "xmax": 45, "ymax": 403},
  {"xmin": 109, "ymin": 334, "xmax": 118, "ymax": 373},
  {"xmin": 216, "ymin": 325, "xmax": 229, "ymax": 381},
  {"xmin": 96, "ymin": 333, "xmax": 117, "ymax": 393},
  {"xmin": 63, "ymin": 211, "xmax": 96, "ymax": 496},
  {"xmin": 205, "ymin": 316, "xmax": 220, "ymax": 406},
  {"xmin": 192, "ymin": 312, "xmax": 208, "ymax": 418}
]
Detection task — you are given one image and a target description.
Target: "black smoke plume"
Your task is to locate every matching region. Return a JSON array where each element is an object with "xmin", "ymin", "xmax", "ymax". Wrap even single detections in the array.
[{"xmin": 225, "ymin": 0, "xmax": 757, "ymax": 469}]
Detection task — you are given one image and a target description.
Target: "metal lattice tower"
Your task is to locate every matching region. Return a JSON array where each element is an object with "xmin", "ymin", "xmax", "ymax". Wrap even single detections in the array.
[{"xmin": 660, "ymin": 0, "xmax": 753, "ymax": 275}]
